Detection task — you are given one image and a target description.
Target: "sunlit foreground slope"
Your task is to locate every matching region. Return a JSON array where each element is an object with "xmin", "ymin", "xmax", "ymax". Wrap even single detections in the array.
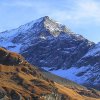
[{"xmin": 0, "ymin": 48, "xmax": 100, "ymax": 100}]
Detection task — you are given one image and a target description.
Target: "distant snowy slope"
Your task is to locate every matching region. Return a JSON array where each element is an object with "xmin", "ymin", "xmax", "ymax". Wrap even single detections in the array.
[
  {"xmin": 84, "ymin": 42, "xmax": 100, "ymax": 57},
  {"xmin": 44, "ymin": 43, "xmax": 100, "ymax": 90}
]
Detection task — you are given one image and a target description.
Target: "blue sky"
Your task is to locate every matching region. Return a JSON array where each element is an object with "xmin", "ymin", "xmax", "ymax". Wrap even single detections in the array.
[{"xmin": 0, "ymin": 0, "xmax": 100, "ymax": 43}]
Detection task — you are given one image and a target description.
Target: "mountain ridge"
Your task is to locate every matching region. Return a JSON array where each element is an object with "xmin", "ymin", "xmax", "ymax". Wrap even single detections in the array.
[{"xmin": 0, "ymin": 16, "xmax": 99, "ymax": 90}]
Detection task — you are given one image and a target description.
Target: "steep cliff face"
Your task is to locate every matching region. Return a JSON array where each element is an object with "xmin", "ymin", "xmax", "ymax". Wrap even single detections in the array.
[{"xmin": 0, "ymin": 48, "xmax": 100, "ymax": 100}]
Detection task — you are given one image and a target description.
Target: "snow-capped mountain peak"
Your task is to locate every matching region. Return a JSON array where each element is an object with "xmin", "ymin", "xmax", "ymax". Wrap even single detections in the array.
[
  {"xmin": 0, "ymin": 16, "xmax": 100, "ymax": 90},
  {"xmin": 18, "ymin": 16, "xmax": 72, "ymax": 37},
  {"xmin": 0, "ymin": 16, "xmax": 93, "ymax": 52},
  {"xmin": 0, "ymin": 16, "xmax": 72, "ymax": 39},
  {"xmin": 42, "ymin": 16, "xmax": 72, "ymax": 37}
]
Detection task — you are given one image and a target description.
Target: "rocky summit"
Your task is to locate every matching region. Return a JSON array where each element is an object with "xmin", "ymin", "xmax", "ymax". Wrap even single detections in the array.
[{"xmin": 0, "ymin": 16, "xmax": 99, "ymax": 90}]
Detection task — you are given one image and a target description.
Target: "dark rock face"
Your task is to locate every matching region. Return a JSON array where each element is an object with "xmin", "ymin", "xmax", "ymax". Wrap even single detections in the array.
[{"xmin": 22, "ymin": 33, "xmax": 93, "ymax": 69}]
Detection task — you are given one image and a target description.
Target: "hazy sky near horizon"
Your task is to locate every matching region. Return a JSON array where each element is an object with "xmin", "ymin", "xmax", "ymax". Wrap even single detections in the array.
[{"xmin": 0, "ymin": 0, "xmax": 100, "ymax": 43}]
